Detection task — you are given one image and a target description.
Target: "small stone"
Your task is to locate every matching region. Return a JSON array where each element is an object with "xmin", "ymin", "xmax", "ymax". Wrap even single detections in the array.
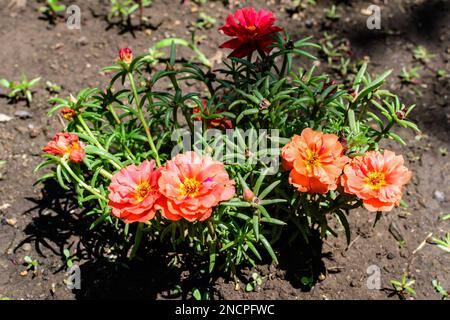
[
  {"xmin": 28, "ymin": 124, "xmax": 40, "ymax": 138},
  {"xmin": 305, "ymin": 19, "xmax": 314, "ymax": 28},
  {"xmin": 20, "ymin": 270, "xmax": 28, "ymax": 277},
  {"xmin": 0, "ymin": 113, "xmax": 13, "ymax": 122},
  {"xmin": 434, "ymin": 190, "xmax": 445, "ymax": 202},
  {"xmin": 23, "ymin": 243, "xmax": 32, "ymax": 252},
  {"xmin": 14, "ymin": 111, "xmax": 32, "ymax": 119},
  {"xmin": 76, "ymin": 36, "xmax": 88, "ymax": 46},
  {"xmin": 387, "ymin": 252, "xmax": 395, "ymax": 260},
  {"xmin": 6, "ymin": 218, "xmax": 17, "ymax": 226}
]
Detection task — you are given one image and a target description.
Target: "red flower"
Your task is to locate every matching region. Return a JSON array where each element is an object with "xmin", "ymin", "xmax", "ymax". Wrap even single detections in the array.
[
  {"xmin": 218, "ymin": 7, "xmax": 283, "ymax": 58},
  {"xmin": 43, "ymin": 132, "xmax": 85, "ymax": 163},
  {"xmin": 118, "ymin": 47, "xmax": 133, "ymax": 64}
]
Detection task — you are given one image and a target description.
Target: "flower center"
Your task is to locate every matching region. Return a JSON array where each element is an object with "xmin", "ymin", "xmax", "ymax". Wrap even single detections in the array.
[
  {"xmin": 304, "ymin": 149, "xmax": 320, "ymax": 171},
  {"xmin": 135, "ymin": 181, "xmax": 153, "ymax": 202},
  {"xmin": 180, "ymin": 178, "xmax": 201, "ymax": 198},
  {"xmin": 365, "ymin": 171, "xmax": 386, "ymax": 190},
  {"xmin": 246, "ymin": 25, "xmax": 256, "ymax": 32}
]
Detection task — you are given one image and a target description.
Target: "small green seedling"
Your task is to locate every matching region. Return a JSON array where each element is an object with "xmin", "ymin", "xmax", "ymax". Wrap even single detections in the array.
[
  {"xmin": 325, "ymin": 5, "xmax": 340, "ymax": 21},
  {"xmin": 432, "ymin": 280, "xmax": 449, "ymax": 300},
  {"xmin": 46, "ymin": 81, "xmax": 62, "ymax": 94},
  {"xmin": 194, "ymin": 12, "xmax": 216, "ymax": 29},
  {"xmin": 412, "ymin": 45, "xmax": 435, "ymax": 64},
  {"xmin": 399, "ymin": 66, "xmax": 421, "ymax": 85},
  {"xmin": 0, "ymin": 76, "xmax": 41, "ymax": 105},
  {"xmin": 432, "ymin": 232, "xmax": 450, "ymax": 253},
  {"xmin": 63, "ymin": 248, "xmax": 76, "ymax": 268},
  {"xmin": 441, "ymin": 214, "xmax": 450, "ymax": 221},
  {"xmin": 39, "ymin": 0, "xmax": 66, "ymax": 23},
  {"xmin": 23, "ymin": 256, "xmax": 39, "ymax": 272},
  {"xmin": 437, "ymin": 69, "xmax": 447, "ymax": 79},
  {"xmin": 245, "ymin": 272, "xmax": 265, "ymax": 292},
  {"xmin": 390, "ymin": 272, "xmax": 416, "ymax": 299},
  {"xmin": 108, "ymin": 0, "xmax": 151, "ymax": 25},
  {"xmin": 192, "ymin": 288, "xmax": 210, "ymax": 300}
]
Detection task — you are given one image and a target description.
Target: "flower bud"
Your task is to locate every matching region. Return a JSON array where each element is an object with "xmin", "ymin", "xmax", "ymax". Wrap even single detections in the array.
[
  {"xmin": 259, "ymin": 98, "xmax": 271, "ymax": 111},
  {"xmin": 118, "ymin": 47, "xmax": 133, "ymax": 64},
  {"xmin": 243, "ymin": 188, "xmax": 257, "ymax": 203},
  {"xmin": 60, "ymin": 107, "xmax": 76, "ymax": 121}
]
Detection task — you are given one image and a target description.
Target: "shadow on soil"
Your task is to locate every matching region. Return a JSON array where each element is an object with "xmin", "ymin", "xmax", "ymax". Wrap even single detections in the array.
[{"xmin": 18, "ymin": 181, "xmax": 328, "ymax": 299}]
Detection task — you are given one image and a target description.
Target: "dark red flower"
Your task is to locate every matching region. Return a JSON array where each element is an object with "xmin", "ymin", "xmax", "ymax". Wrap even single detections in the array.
[
  {"xmin": 218, "ymin": 7, "xmax": 283, "ymax": 58},
  {"xmin": 193, "ymin": 100, "xmax": 234, "ymax": 130}
]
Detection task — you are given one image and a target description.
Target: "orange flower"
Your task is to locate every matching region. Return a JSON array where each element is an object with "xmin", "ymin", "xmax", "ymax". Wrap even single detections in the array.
[
  {"xmin": 157, "ymin": 151, "xmax": 235, "ymax": 222},
  {"xmin": 281, "ymin": 128, "xmax": 348, "ymax": 194},
  {"xmin": 118, "ymin": 47, "xmax": 133, "ymax": 64},
  {"xmin": 43, "ymin": 132, "xmax": 85, "ymax": 163},
  {"xmin": 341, "ymin": 150, "xmax": 412, "ymax": 212},
  {"xmin": 108, "ymin": 160, "xmax": 162, "ymax": 223},
  {"xmin": 60, "ymin": 107, "xmax": 76, "ymax": 121}
]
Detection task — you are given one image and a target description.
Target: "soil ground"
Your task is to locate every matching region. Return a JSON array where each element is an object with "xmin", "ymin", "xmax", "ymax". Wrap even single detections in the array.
[{"xmin": 0, "ymin": 0, "xmax": 449, "ymax": 300}]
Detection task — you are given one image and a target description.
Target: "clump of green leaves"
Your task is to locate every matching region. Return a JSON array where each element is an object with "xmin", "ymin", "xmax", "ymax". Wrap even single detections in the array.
[
  {"xmin": 245, "ymin": 272, "xmax": 266, "ymax": 292},
  {"xmin": 0, "ymin": 75, "xmax": 41, "ymax": 105},
  {"xmin": 23, "ymin": 256, "xmax": 39, "ymax": 273},
  {"xmin": 432, "ymin": 232, "xmax": 450, "ymax": 253},
  {"xmin": 325, "ymin": 5, "xmax": 340, "ymax": 21},
  {"xmin": 390, "ymin": 272, "xmax": 416, "ymax": 299},
  {"xmin": 432, "ymin": 279, "xmax": 449, "ymax": 300},
  {"xmin": 46, "ymin": 81, "xmax": 62, "ymax": 94},
  {"xmin": 399, "ymin": 66, "xmax": 421, "ymax": 85},
  {"xmin": 108, "ymin": 0, "xmax": 151, "ymax": 25},
  {"xmin": 412, "ymin": 45, "xmax": 435, "ymax": 64}
]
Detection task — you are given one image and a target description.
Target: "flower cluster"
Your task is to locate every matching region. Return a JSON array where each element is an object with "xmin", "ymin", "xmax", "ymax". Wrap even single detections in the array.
[
  {"xmin": 37, "ymin": 6, "xmax": 417, "ymax": 272},
  {"xmin": 282, "ymin": 128, "xmax": 411, "ymax": 212},
  {"xmin": 108, "ymin": 152, "xmax": 235, "ymax": 223}
]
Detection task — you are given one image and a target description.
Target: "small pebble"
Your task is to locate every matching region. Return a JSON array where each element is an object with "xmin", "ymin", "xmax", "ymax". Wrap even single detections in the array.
[
  {"xmin": 14, "ymin": 111, "xmax": 33, "ymax": 119},
  {"xmin": 434, "ymin": 190, "xmax": 445, "ymax": 202},
  {"xmin": 23, "ymin": 243, "xmax": 32, "ymax": 252},
  {"xmin": 6, "ymin": 218, "xmax": 17, "ymax": 226}
]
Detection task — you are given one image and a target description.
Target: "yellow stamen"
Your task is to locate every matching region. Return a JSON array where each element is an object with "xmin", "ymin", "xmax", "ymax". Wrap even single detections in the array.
[
  {"xmin": 180, "ymin": 178, "xmax": 201, "ymax": 198},
  {"xmin": 246, "ymin": 25, "xmax": 256, "ymax": 31},
  {"xmin": 304, "ymin": 149, "xmax": 321, "ymax": 172},
  {"xmin": 364, "ymin": 171, "xmax": 386, "ymax": 190},
  {"xmin": 135, "ymin": 181, "xmax": 153, "ymax": 202}
]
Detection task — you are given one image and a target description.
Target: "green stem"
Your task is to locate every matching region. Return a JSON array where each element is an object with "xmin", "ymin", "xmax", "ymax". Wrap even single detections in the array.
[
  {"xmin": 130, "ymin": 222, "xmax": 145, "ymax": 259},
  {"xmin": 77, "ymin": 123, "xmax": 122, "ymax": 170},
  {"xmin": 108, "ymin": 105, "xmax": 121, "ymax": 124},
  {"xmin": 375, "ymin": 121, "xmax": 395, "ymax": 143},
  {"xmin": 127, "ymin": 72, "xmax": 161, "ymax": 166},
  {"xmin": 280, "ymin": 53, "xmax": 288, "ymax": 78},
  {"xmin": 99, "ymin": 168, "xmax": 113, "ymax": 180},
  {"xmin": 60, "ymin": 159, "xmax": 108, "ymax": 202}
]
